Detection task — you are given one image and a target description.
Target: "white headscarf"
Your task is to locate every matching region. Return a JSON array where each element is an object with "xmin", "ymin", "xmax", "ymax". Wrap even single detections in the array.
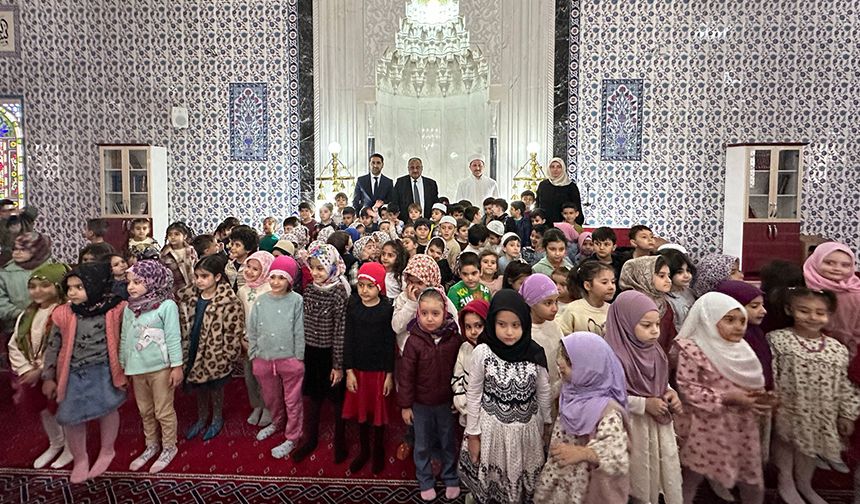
[
  {"xmin": 676, "ymin": 292, "xmax": 765, "ymax": 390},
  {"xmin": 547, "ymin": 157, "xmax": 571, "ymax": 187}
]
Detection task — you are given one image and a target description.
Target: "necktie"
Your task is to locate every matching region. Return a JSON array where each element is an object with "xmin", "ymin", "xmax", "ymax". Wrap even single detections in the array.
[
  {"xmin": 373, "ymin": 176, "xmax": 379, "ymax": 198},
  {"xmin": 413, "ymin": 179, "xmax": 421, "ymax": 208}
]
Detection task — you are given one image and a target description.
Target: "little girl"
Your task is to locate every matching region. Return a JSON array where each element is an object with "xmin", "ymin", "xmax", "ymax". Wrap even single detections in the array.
[
  {"xmin": 557, "ymin": 261, "xmax": 615, "ymax": 336},
  {"xmin": 120, "ymin": 260, "xmax": 183, "ymax": 473},
  {"xmin": 177, "ymin": 254, "xmax": 244, "ymax": 441},
  {"xmin": 401, "ymin": 235, "xmax": 418, "ymax": 258},
  {"xmin": 41, "ymin": 263, "xmax": 127, "ymax": 483},
  {"xmin": 661, "ymin": 248, "xmax": 698, "ymax": 331},
  {"xmin": 392, "ymin": 254, "xmax": 459, "ymax": 354},
  {"xmin": 460, "ymin": 289, "xmax": 552, "ymax": 503},
  {"xmin": 343, "ymin": 262, "xmax": 395, "ymax": 474},
  {"xmin": 519, "ymin": 274, "xmax": 563, "ymax": 413},
  {"xmin": 247, "ymin": 255, "xmax": 305, "ymax": 460},
  {"xmin": 803, "ymin": 242, "xmax": 860, "ymax": 357},
  {"xmin": 0, "ymin": 231, "xmax": 52, "ymax": 331},
  {"xmin": 479, "ymin": 249, "xmax": 502, "ymax": 295},
  {"xmin": 7, "ymin": 263, "xmax": 72, "ymax": 469},
  {"xmin": 620, "ymin": 256, "xmax": 677, "ymax": 355},
  {"xmin": 293, "ymin": 243, "xmax": 350, "ymax": 463},
  {"xmin": 380, "ymin": 239, "xmax": 407, "ymax": 301},
  {"xmin": 767, "ymin": 287, "xmax": 860, "ymax": 504},
  {"xmin": 673, "ymin": 292, "xmax": 771, "ymax": 504},
  {"xmin": 714, "ymin": 280, "xmax": 773, "ymax": 390},
  {"xmin": 535, "ymin": 332, "xmax": 630, "ymax": 503},
  {"xmin": 501, "ymin": 260, "xmax": 532, "ymax": 291},
  {"xmin": 498, "ymin": 232, "xmax": 521, "ymax": 274},
  {"xmin": 452, "ymin": 299, "xmax": 489, "ymax": 427},
  {"xmin": 552, "ymin": 267, "xmax": 573, "ymax": 312},
  {"xmin": 238, "ymin": 251, "xmax": 275, "ymax": 427},
  {"xmin": 160, "ymin": 221, "xmax": 198, "ymax": 293},
  {"xmin": 398, "ymin": 288, "xmax": 461, "ymax": 501},
  {"xmin": 692, "ymin": 253, "xmax": 742, "ymax": 297},
  {"xmin": 349, "ymin": 235, "xmax": 375, "ymax": 286},
  {"xmin": 426, "ymin": 237, "xmax": 454, "ymax": 288},
  {"xmin": 604, "ymin": 290, "xmax": 683, "ymax": 504},
  {"xmin": 109, "ymin": 254, "xmax": 130, "ymax": 299},
  {"xmin": 572, "ymin": 231, "xmax": 594, "ymax": 264}
]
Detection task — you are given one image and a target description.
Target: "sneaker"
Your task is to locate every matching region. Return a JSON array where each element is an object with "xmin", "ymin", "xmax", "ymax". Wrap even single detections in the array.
[
  {"xmin": 247, "ymin": 407, "xmax": 262, "ymax": 426},
  {"xmin": 256, "ymin": 424, "xmax": 278, "ymax": 441},
  {"xmin": 830, "ymin": 460, "xmax": 851, "ymax": 474},
  {"xmin": 257, "ymin": 408, "xmax": 272, "ymax": 427},
  {"xmin": 445, "ymin": 486, "xmax": 461, "ymax": 500},
  {"xmin": 149, "ymin": 446, "xmax": 178, "ymax": 473},
  {"xmin": 420, "ymin": 488, "xmax": 437, "ymax": 501},
  {"xmin": 129, "ymin": 444, "xmax": 160, "ymax": 471},
  {"xmin": 271, "ymin": 439, "xmax": 295, "ymax": 459}
]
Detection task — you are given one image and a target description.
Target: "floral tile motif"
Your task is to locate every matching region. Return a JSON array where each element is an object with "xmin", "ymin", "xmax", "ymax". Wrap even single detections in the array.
[
  {"xmin": 600, "ymin": 79, "xmax": 643, "ymax": 161},
  {"xmin": 229, "ymin": 83, "xmax": 268, "ymax": 161}
]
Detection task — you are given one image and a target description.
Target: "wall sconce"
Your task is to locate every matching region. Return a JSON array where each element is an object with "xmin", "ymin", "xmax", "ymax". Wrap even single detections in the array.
[
  {"xmin": 317, "ymin": 142, "xmax": 355, "ymax": 201},
  {"xmin": 511, "ymin": 142, "xmax": 545, "ymax": 199}
]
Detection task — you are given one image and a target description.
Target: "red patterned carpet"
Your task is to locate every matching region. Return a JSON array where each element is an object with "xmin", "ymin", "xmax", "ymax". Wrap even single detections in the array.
[{"xmin": 0, "ymin": 374, "xmax": 854, "ymax": 503}]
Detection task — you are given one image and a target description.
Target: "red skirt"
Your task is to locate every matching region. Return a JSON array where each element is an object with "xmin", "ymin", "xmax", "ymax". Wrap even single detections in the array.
[{"xmin": 342, "ymin": 370, "xmax": 392, "ymax": 426}]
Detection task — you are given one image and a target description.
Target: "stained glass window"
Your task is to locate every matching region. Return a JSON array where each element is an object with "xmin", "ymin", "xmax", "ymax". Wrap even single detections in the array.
[{"xmin": 0, "ymin": 97, "xmax": 25, "ymax": 206}]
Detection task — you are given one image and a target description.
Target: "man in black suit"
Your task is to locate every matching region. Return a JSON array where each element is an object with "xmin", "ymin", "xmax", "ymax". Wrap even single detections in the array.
[
  {"xmin": 393, "ymin": 157, "xmax": 439, "ymax": 219},
  {"xmin": 352, "ymin": 153, "xmax": 394, "ymax": 211}
]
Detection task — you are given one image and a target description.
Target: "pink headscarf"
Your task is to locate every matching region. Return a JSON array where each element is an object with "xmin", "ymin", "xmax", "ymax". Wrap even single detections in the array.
[
  {"xmin": 519, "ymin": 273, "xmax": 558, "ymax": 306},
  {"xmin": 803, "ymin": 242, "xmax": 860, "ymax": 294},
  {"xmin": 553, "ymin": 222, "xmax": 579, "ymax": 244},
  {"xmin": 244, "ymin": 251, "xmax": 275, "ymax": 289},
  {"xmin": 577, "ymin": 231, "xmax": 593, "ymax": 250}
]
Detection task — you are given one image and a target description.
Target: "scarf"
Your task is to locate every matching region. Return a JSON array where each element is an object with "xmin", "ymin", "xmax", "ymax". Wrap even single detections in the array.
[
  {"xmin": 547, "ymin": 157, "xmax": 571, "ymax": 187},
  {"xmin": 553, "ymin": 222, "xmax": 579, "ymax": 244},
  {"xmin": 63, "ymin": 262, "xmax": 123, "ymax": 317},
  {"xmin": 518, "ymin": 273, "xmax": 558, "ymax": 307},
  {"xmin": 372, "ymin": 230, "xmax": 393, "ymax": 245},
  {"xmin": 307, "ymin": 242, "xmax": 349, "ymax": 292},
  {"xmin": 14, "ymin": 232, "xmax": 51, "ymax": 270},
  {"xmin": 352, "ymin": 236, "xmax": 374, "ymax": 261},
  {"xmin": 479, "ymin": 289, "xmax": 547, "ymax": 368},
  {"xmin": 403, "ymin": 254, "xmax": 442, "ymax": 287},
  {"xmin": 459, "ymin": 299, "xmax": 489, "ymax": 343},
  {"xmin": 604, "ymin": 290, "xmax": 669, "ymax": 398},
  {"xmin": 677, "ymin": 292, "xmax": 765, "ymax": 389},
  {"xmin": 693, "ymin": 253, "xmax": 739, "ymax": 297},
  {"xmin": 714, "ymin": 279, "xmax": 773, "ymax": 389},
  {"xmin": 283, "ymin": 226, "xmax": 309, "ymax": 249},
  {"xmin": 407, "ymin": 287, "xmax": 459, "ymax": 340},
  {"xmin": 15, "ymin": 263, "xmax": 69, "ymax": 361},
  {"xmin": 559, "ymin": 332, "xmax": 628, "ymax": 436},
  {"xmin": 577, "ymin": 231, "xmax": 592, "ymax": 250},
  {"xmin": 803, "ymin": 242, "xmax": 860, "ymax": 294},
  {"xmin": 619, "ymin": 256, "xmax": 668, "ymax": 316},
  {"xmin": 126, "ymin": 259, "xmax": 175, "ymax": 316},
  {"xmin": 244, "ymin": 251, "xmax": 275, "ymax": 289}
]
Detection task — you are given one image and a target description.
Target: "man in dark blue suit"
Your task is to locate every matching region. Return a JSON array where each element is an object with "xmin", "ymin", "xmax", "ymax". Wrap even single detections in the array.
[
  {"xmin": 352, "ymin": 153, "xmax": 394, "ymax": 211},
  {"xmin": 392, "ymin": 157, "xmax": 439, "ymax": 219}
]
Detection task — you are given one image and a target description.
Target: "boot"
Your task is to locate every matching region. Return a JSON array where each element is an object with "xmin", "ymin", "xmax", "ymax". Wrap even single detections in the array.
[
  {"xmin": 371, "ymin": 425, "xmax": 386, "ymax": 474},
  {"xmin": 333, "ymin": 414, "xmax": 348, "ymax": 464},
  {"xmin": 291, "ymin": 399, "xmax": 321, "ymax": 463},
  {"xmin": 349, "ymin": 423, "xmax": 371, "ymax": 473}
]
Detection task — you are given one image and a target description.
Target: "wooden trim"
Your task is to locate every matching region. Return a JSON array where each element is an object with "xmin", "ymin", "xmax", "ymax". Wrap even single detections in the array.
[{"xmin": 725, "ymin": 142, "xmax": 808, "ymax": 148}]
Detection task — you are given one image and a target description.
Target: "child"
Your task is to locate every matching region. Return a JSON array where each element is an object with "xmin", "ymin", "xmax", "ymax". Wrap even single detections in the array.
[
  {"xmin": 333, "ymin": 192, "xmax": 348, "ymax": 226},
  {"xmin": 521, "ymin": 190, "xmax": 536, "ymax": 211},
  {"xmin": 521, "ymin": 223, "xmax": 547, "ymax": 266},
  {"xmin": 406, "ymin": 203, "xmax": 422, "ymax": 225},
  {"xmin": 259, "ymin": 216, "xmax": 279, "ymax": 252},
  {"xmin": 674, "ymin": 293, "xmax": 771, "ymax": 504},
  {"xmin": 401, "ymin": 235, "xmax": 418, "ymax": 258},
  {"xmin": 191, "ymin": 234, "xmax": 219, "ymax": 259},
  {"xmin": 177, "ymin": 254, "xmax": 244, "ymax": 441},
  {"xmin": 485, "ymin": 220, "xmax": 505, "ymax": 254},
  {"xmin": 478, "ymin": 249, "xmax": 502, "ymax": 295},
  {"xmin": 560, "ymin": 202, "xmax": 583, "ymax": 233},
  {"xmin": 317, "ymin": 202, "xmax": 335, "ymax": 233},
  {"xmin": 84, "ymin": 218, "xmax": 108, "ymax": 244},
  {"xmin": 552, "ymin": 267, "xmax": 574, "ymax": 312},
  {"xmin": 401, "ymin": 221, "xmax": 416, "ymax": 239},
  {"xmin": 343, "ymin": 262, "xmax": 395, "ymax": 474},
  {"xmin": 128, "ymin": 218, "xmax": 158, "ymax": 257},
  {"xmin": 509, "ymin": 200, "xmax": 531, "ymax": 247},
  {"xmin": 340, "ymin": 206, "xmax": 357, "ymax": 230},
  {"xmin": 628, "ymin": 225, "xmax": 655, "ymax": 259},
  {"xmin": 78, "ymin": 242, "xmax": 116, "ymax": 264},
  {"xmin": 427, "ymin": 237, "xmax": 454, "ymax": 288},
  {"xmin": 534, "ymin": 332, "xmax": 631, "ymax": 504},
  {"xmin": 455, "ymin": 218, "xmax": 470, "ymax": 252},
  {"xmin": 604, "ymin": 290, "xmax": 684, "ymax": 504},
  {"xmin": 460, "ymin": 290, "xmax": 552, "ymax": 503},
  {"xmin": 380, "ymin": 240, "xmax": 407, "ymax": 301},
  {"xmin": 554, "ymin": 222, "xmax": 580, "ymax": 263},
  {"xmin": 533, "ymin": 228, "xmax": 573, "ymax": 276},
  {"xmin": 692, "ymin": 253, "xmax": 742, "ymax": 297},
  {"xmin": 109, "ymin": 253, "xmax": 130, "ymax": 299},
  {"xmin": 292, "ymin": 243, "xmax": 350, "ymax": 463},
  {"xmin": 437, "ymin": 215, "xmax": 461, "ymax": 266},
  {"xmin": 413, "ymin": 218, "xmax": 432, "ymax": 253},
  {"xmin": 715, "ymin": 280, "xmax": 773, "ymax": 390},
  {"xmin": 282, "ymin": 215, "xmax": 299, "ymax": 235},
  {"xmin": 502, "ymin": 260, "xmax": 532, "ymax": 291},
  {"xmin": 272, "ymin": 239, "xmax": 294, "ymax": 258},
  {"xmin": 41, "ymin": 262, "xmax": 127, "ymax": 483},
  {"xmin": 160, "ymin": 222, "xmax": 198, "ymax": 293},
  {"xmin": 585, "ymin": 227, "xmax": 625, "ymax": 288},
  {"xmin": 386, "ymin": 203, "xmax": 404, "ymax": 236},
  {"xmin": 452, "ymin": 299, "xmax": 489, "ymax": 427},
  {"xmin": 7, "ymin": 263, "xmax": 72, "ymax": 469},
  {"xmin": 430, "ymin": 203, "xmax": 447, "ymax": 232},
  {"xmin": 121, "ymin": 259, "xmax": 183, "ymax": 473},
  {"xmin": 760, "ymin": 260, "xmax": 806, "ymax": 334},
  {"xmin": 392, "ymin": 254, "xmax": 459, "ymax": 355},
  {"xmin": 463, "ymin": 223, "xmax": 489, "ymax": 255},
  {"xmin": 398, "ymin": 287, "xmax": 461, "ymax": 501},
  {"xmin": 247, "ymin": 255, "xmax": 305, "ymax": 459},
  {"xmin": 530, "ymin": 207, "xmax": 547, "ymax": 227},
  {"xmin": 803, "ymin": 242, "xmax": 860, "ymax": 357},
  {"xmin": 0, "ymin": 231, "xmax": 52, "ymax": 331},
  {"xmin": 498, "ymin": 232, "xmax": 520, "ymax": 274},
  {"xmin": 573, "ymin": 231, "xmax": 594, "ymax": 263},
  {"xmin": 447, "ymin": 251, "xmax": 491, "ymax": 310},
  {"xmin": 661, "ymin": 248, "xmax": 698, "ymax": 332},
  {"xmin": 225, "ymin": 225, "xmax": 259, "ymax": 292},
  {"xmin": 620, "ymin": 256, "xmax": 677, "ymax": 354},
  {"xmin": 237, "ymin": 251, "xmax": 275, "ymax": 427},
  {"xmin": 519, "ymin": 274, "xmax": 563, "ymax": 412},
  {"xmin": 298, "ymin": 202, "xmax": 318, "ymax": 242},
  {"xmin": 557, "ymin": 261, "xmax": 616, "ymax": 336},
  {"xmin": 768, "ymin": 288, "xmax": 860, "ymax": 503}
]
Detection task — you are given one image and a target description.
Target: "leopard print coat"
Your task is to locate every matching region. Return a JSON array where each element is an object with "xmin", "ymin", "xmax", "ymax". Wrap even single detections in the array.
[{"xmin": 177, "ymin": 281, "xmax": 244, "ymax": 384}]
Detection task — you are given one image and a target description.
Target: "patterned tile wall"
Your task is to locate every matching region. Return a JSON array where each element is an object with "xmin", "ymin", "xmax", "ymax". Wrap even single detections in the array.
[
  {"xmin": 0, "ymin": 0, "xmax": 301, "ymax": 262},
  {"xmin": 575, "ymin": 0, "xmax": 860, "ymax": 257}
]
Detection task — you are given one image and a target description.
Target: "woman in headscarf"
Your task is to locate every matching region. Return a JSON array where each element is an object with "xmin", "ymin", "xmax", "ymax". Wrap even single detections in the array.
[{"xmin": 535, "ymin": 157, "xmax": 585, "ymax": 225}]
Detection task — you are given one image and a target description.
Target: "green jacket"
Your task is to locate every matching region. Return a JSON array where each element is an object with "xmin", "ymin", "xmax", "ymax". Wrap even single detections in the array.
[{"xmin": 0, "ymin": 261, "xmax": 46, "ymax": 331}]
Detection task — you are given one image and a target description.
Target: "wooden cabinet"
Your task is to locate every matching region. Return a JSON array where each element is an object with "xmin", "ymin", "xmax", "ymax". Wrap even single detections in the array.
[
  {"xmin": 99, "ymin": 145, "xmax": 168, "ymax": 253},
  {"xmin": 723, "ymin": 143, "xmax": 806, "ymax": 275}
]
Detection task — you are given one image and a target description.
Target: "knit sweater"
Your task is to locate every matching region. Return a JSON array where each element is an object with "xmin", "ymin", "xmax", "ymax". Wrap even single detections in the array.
[
  {"xmin": 247, "ymin": 291, "xmax": 305, "ymax": 361},
  {"xmin": 120, "ymin": 300, "xmax": 183, "ymax": 375},
  {"xmin": 343, "ymin": 294, "xmax": 395, "ymax": 372},
  {"xmin": 302, "ymin": 282, "xmax": 349, "ymax": 369}
]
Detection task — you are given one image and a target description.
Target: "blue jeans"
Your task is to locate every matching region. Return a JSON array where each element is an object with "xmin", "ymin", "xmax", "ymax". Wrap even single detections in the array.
[{"xmin": 412, "ymin": 403, "xmax": 459, "ymax": 491}]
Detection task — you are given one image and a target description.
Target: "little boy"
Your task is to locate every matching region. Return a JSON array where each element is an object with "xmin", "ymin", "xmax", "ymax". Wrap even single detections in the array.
[
  {"xmin": 628, "ymin": 225, "xmax": 655, "ymax": 259},
  {"xmin": 359, "ymin": 207, "xmax": 378, "ymax": 233},
  {"xmin": 226, "ymin": 225, "xmax": 259, "ymax": 291},
  {"xmin": 509, "ymin": 201, "xmax": 532, "ymax": 247},
  {"xmin": 449, "ymin": 204, "xmax": 464, "ymax": 221},
  {"xmin": 584, "ymin": 226, "xmax": 625, "ymax": 295},
  {"xmin": 464, "ymin": 206, "xmax": 481, "ymax": 225},
  {"xmin": 485, "ymin": 220, "xmax": 505, "ymax": 254},
  {"xmin": 530, "ymin": 208, "xmax": 547, "ymax": 227},
  {"xmin": 413, "ymin": 218, "xmax": 432, "ymax": 254},
  {"xmin": 333, "ymin": 192, "xmax": 349, "ymax": 225},
  {"xmin": 462, "ymin": 223, "xmax": 489, "ymax": 255},
  {"xmin": 259, "ymin": 216, "xmax": 279, "ymax": 253},
  {"xmin": 455, "ymin": 218, "xmax": 469, "ymax": 252},
  {"xmin": 401, "ymin": 235, "xmax": 418, "ymax": 257},
  {"xmin": 520, "ymin": 223, "xmax": 547, "ymax": 266},
  {"xmin": 340, "ymin": 207, "xmax": 356, "ymax": 229},
  {"xmin": 560, "ymin": 202, "xmax": 583, "ymax": 232},
  {"xmin": 498, "ymin": 233, "xmax": 521, "ymax": 274},
  {"xmin": 437, "ymin": 216, "xmax": 461, "ymax": 266},
  {"xmin": 401, "ymin": 222, "xmax": 416, "ymax": 239},
  {"xmin": 430, "ymin": 203, "xmax": 447, "ymax": 236},
  {"xmin": 481, "ymin": 197, "xmax": 495, "ymax": 225},
  {"xmin": 406, "ymin": 203, "xmax": 422, "ymax": 225},
  {"xmin": 298, "ymin": 202, "xmax": 318, "ymax": 241},
  {"xmin": 84, "ymin": 218, "xmax": 108, "ymax": 244},
  {"xmin": 386, "ymin": 203, "xmax": 404, "ymax": 236},
  {"xmin": 446, "ymin": 252, "xmax": 492, "ymax": 310},
  {"xmin": 283, "ymin": 216, "xmax": 299, "ymax": 235},
  {"xmin": 128, "ymin": 218, "xmax": 157, "ymax": 257},
  {"xmin": 191, "ymin": 234, "xmax": 219, "ymax": 258},
  {"xmin": 520, "ymin": 190, "xmax": 536, "ymax": 212}
]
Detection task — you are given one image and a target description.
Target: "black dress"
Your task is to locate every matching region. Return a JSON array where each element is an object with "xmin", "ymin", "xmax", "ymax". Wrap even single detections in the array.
[{"xmin": 535, "ymin": 179, "xmax": 584, "ymax": 225}]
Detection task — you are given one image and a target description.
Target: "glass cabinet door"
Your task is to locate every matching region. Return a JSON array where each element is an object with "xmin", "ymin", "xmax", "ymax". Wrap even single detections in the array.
[
  {"xmin": 103, "ymin": 149, "xmax": 125, "ymax": 215},
  {"xmin": 747, "ymin": 149, "xmax": 771, "ymax": 219},
  {"xmin": 775, "ymin": 149, "xmax": 800, "ymax": 219},
  {"xmin": 128, "ymin": 148, "xmax": 149, "ymax": 215}
]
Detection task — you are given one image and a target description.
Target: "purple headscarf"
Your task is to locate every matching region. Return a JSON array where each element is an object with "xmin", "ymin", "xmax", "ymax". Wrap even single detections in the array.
[
  {"xmin": 127, "ymin": 259, "xmax": 175, "ymax": 316},
  {"xmin": 518, "ymin": 273, "xmax": 558, "ymax": 307},
  {"xmin": 559, "ymin": 332, "xmax": 628, "ymax": 436},
  {"xmin": 714, "ymin": 279, "xmax": 773, "ymax": 390}
]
